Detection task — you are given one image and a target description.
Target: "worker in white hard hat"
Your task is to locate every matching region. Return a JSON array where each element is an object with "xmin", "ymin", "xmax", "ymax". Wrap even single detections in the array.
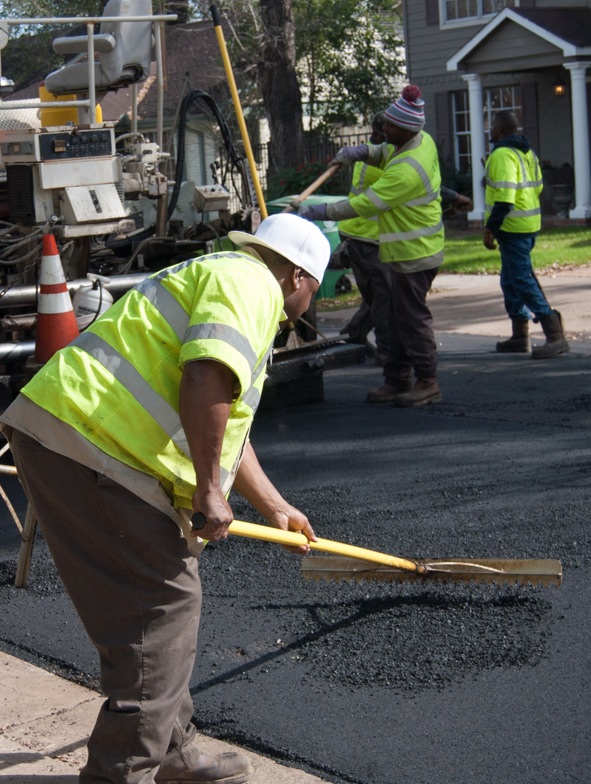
[{"xmin": 0, "ymin": 213, "xmax": 330, "ymax": 784}]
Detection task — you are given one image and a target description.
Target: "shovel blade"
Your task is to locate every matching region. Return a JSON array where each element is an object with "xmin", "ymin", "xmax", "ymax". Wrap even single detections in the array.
[{"xmin": 301, "ymin": 556, "xmax": 562, "ymax": 587}]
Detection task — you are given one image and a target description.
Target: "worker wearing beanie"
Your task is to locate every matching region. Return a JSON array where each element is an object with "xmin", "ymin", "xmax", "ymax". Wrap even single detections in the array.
[
  {"xmin": 484, "ymin": 109, "xmax": 569, "ymax": 359},
  {"xmin": 338, "ymin": 111, "xmax": 392, "ymax": 364},
  {"xmin": 300, "ymin": 85, "xmax": 471, "ymax": 407},
  {"xmin": 0, "ymin": 214, "xmax": 330, "ymax": 784}
]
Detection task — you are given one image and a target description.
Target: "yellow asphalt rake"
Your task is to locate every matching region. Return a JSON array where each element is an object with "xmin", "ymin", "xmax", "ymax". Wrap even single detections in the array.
[{"xmin": 194, "ymin": 518, "xmax": 562, "ymax": 587}]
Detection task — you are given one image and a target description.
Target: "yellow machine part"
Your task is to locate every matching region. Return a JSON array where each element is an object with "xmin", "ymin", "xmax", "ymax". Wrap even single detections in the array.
[{"xmin": 39, "ymin": 84, "xmax": 103, "ymax": 125}]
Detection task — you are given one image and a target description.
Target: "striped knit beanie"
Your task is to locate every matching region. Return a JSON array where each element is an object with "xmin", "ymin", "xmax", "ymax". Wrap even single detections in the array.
[{"xmin": 385, "ymin": 85, "xmax": 425, "ymax": 131}]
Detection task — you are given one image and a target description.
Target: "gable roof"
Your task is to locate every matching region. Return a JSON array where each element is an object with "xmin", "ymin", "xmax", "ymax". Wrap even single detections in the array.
[
  {"xmin": 133, "ymin": 20, "xmax": 227, "ymax": 120},
  {"xmin": 447, "ymin": 6, "xmax": 591, "ymax": 72}
]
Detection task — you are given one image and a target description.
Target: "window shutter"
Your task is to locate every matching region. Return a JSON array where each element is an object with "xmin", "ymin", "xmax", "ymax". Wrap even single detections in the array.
[
  {"xmin": 426, "ymin": 0, "xmax": 439, "ymax": 25},
  {"xmin": 435, "ymin": 92, "xmax": 452, "ymax": 166},
  {"xmin": 519, "ymin": 0, "xmax": 536, "ymax": 8},
  {"xmin": 521, "ymin": 83, "xmax": 539, "ymax": 153}
]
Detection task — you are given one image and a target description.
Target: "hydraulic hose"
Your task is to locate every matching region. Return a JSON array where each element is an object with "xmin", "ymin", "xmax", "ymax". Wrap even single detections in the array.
[{"xmin": 210, "ymin": 4, "xmax": 267, "ymax": 218}]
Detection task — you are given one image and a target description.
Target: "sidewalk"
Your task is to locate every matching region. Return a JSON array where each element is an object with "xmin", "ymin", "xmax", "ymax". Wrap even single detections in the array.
[
  {"xmin": 0, "ymin": 651, "xmax": 327, "ymax": 783},
  {"xmin": 318, "ymin": 268, "xmax": 591, "ymax": 344}
]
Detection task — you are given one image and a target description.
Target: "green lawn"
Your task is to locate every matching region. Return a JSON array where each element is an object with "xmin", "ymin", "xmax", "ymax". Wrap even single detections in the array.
[
  {"xmin": 317, "ymin": 225, "xmax": 590, "ymax": 311},
  {"xmin": 442, "ymin": 226, "xmax": 591, "ymax": 274}
]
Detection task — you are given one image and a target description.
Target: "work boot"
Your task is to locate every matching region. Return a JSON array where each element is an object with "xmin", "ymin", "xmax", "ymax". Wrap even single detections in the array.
[
  {"xmin": 366, "ymin": 380, "xmax": 412, "ymax": 403},
  {"xmin": 394, "ymin": 378, "xmax": 442, "ymax": 408},
  {"xmin": 496, "ymin": 319, "xmax": 530, "ymax": 353},
  {"xmin": 156, "ymin": 746, "xmax": 253, "ymax": 783},
  {"xmin": 532, "ymin": 311, "xmax": 570, "ymax": 359}
]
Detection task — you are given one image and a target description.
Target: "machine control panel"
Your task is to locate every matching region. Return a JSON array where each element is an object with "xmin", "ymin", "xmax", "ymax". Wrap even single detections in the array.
[
  {"xmin": 38, "ymin": 129, "xmax": 113, "ymax": 161},
  {"xmin": 1, "ymin": 140, "xmax": 35, "ymax": 157}
]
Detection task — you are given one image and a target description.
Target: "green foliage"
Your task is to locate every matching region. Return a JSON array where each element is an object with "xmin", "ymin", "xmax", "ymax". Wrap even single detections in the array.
[
  {"xmin": 0, "ymin": 0, "xmax": 112, "ymax": 91},
  {"xmin": 265, "ymin": 158, "xmax": 350, "ymax": 201},
  {"xmin": 0, "ymin": 0, "xmax": 109, "ymax": 29},
  {"xmin": 190, "ymin": 0, "xmax": 404, "ymax": 131},
  {"xmin": 294, "ymin": 0, "xmax": 404, "ymax": 130}
]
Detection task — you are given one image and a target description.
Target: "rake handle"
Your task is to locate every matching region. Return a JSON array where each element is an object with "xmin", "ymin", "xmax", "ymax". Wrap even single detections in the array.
[
  {"xmin": 227, "ymin": 520, "xmax": 422, "ymax": 573},
  {"xmin": 282, "ymin": 164, "xmax": 342, "ymax": 213}
]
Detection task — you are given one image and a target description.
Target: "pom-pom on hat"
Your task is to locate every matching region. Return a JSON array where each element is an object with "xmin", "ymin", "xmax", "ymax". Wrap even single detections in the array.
[{"xmin": 385, "ymin": 85, "xmax": 425, "ymax": 131}]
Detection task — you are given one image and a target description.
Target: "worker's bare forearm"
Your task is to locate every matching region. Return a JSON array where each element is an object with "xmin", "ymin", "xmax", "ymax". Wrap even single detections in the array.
[
  {"xmin": 234, "ymin": 443, "xmax": 317, "ymax": 552},
  {"xmin": 233, "ymin": 442, "xmax": 285, "ymax": 519},
  {"xmin": 179, "ymin": 359, "xmax": 234, "ymax": 492},
  {"xmin": 179, "ymin": 359, "xmax": 237, "ymax": 540}
]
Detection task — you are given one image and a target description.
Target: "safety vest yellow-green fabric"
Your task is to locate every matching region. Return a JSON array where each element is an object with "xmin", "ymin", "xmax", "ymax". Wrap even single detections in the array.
[
  {"xmin": 349, "ymin": 132, "xmax": 443, "ymax": 263},
  {"xmin": 485, "ymin": 146, "xmax": 543, "ymax": 233},
  {"xmin": 339, "ymin": 154, "xmax": 383, "ymax": 242},
  {"xmin": 20, "ymin": 252, "xmax": 283, "ymax": 510}
]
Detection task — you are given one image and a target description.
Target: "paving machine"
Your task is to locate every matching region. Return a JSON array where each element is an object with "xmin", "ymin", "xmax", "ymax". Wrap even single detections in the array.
[{"xmin": 0, "ymin": 3, "xmax": 362, "ymax": 406}]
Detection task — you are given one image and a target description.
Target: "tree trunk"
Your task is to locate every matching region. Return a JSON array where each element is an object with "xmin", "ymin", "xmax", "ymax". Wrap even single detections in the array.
[{"xmin": 257, "ymin": 0, "xmax": 304, "ymax": 170}]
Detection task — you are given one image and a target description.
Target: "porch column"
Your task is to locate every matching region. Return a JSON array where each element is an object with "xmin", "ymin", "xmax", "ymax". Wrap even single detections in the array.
[
  {"xmin": 462, "ymin": 73, "xmax": 485, "ymax": 221},
  {"xmin": 564, "ymin": 62, "xmax": 591, "ymax": 219}
]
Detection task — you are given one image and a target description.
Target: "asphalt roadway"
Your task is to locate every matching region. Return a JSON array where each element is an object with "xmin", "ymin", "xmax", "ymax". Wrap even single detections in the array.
[{"xmin": 0, "ymin": 271, "xmax": 590, "ymax": 784}]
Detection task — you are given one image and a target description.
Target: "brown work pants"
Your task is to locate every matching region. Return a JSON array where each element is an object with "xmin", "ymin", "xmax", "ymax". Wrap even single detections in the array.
[
  {"xmin": 9, "ymin": 429, "xmax": 202, "ymax": 784},
  {"xmin": 383, "ymin": 267, "xmax": 439, "ymax": 384},
  {"xmin": 344, "ymin": 237, "xmax": 392, "ymax": 355}
]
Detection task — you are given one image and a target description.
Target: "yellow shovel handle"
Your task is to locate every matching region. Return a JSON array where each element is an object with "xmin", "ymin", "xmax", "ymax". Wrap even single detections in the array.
[
  {"xmin": 228, "ymin": 520, "xmax": 420, "ymax": 573},
  {"xmin": 211, "ymin": 6, "xmax": 267, "ymax": 219}
]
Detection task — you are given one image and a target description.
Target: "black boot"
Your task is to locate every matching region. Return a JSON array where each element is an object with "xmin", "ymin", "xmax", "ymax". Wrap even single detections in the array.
[
  {"xmin": 496, "ymin": 319, "xmax": 530, "ymax": 353},
  {"xmin": 532, "ymin": 311, "xmax": 570, "ymax": 359}
]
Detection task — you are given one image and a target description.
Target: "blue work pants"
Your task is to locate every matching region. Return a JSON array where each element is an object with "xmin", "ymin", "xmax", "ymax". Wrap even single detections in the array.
[{"xmin": 498, "ymin": 233, "xmax": 553, "ymax": 321}]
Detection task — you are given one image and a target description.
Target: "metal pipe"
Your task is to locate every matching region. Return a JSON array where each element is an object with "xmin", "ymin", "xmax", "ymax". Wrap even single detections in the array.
[
  {"xmin": 3, "ymin": 15, "xmax": 177, "ymax": 24},
  {"xmin": 0, "ymin": 340, "xmax": 35, "ymax": 365},
  {"xmin": 0, "ymin": 273, "xmax": 150, "ymax": 309},
  {"xmin": 131, "ymin": 83, "xmax": 138, "ymax": 135},
  {"xmin": 154, "ymin": 20, "xmax": 168, "ymax": 238},
  {"xmin": 86, "ymin": 22, "xmax": 96, "ymax": 125},
  {"xmin": 155, "ymin": 21, "xmax": 164, "ymax": 154}
]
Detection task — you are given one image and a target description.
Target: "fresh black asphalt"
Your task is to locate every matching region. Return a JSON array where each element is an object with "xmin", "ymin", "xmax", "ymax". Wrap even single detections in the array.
[{"xmin": 1, "ymin": 331, "xmax": 589, "ymax": 784}]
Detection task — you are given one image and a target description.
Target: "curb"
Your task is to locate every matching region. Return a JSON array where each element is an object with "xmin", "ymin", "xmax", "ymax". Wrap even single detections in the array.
[{"xmin": 0, "ymin": 651, "xmax": 328, "ymax": 783}]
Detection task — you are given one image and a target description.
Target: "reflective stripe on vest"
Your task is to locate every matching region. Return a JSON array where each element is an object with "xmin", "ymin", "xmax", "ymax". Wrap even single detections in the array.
[
  {"xmin": 349, "ymin": 163, "xmax": 371, "ymax": 195},
  {"xmin": 485, "ymin": 146, "xmax": 542, "ymax": 233},
  {"xmin": 21, "ymin": 251, "xmax": 281, "ymax": 508},
  {"xmin": 361, "ymin": 133, "xmax": 444, "ymax": 263},
  {"xmin": 340, "ymin": 156, "xmax": 384, "ymax": 241},
  {"xmin": 380, "ymin": 220, "xmax": 444, "ymax": 243},
  {"xmin": 485, "ymin": 149, "xmax": 543, "ymax": 191}
]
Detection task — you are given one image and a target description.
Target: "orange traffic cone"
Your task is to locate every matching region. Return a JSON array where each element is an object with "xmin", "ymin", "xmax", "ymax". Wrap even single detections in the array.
[{"xmin": 34, "ymin": 234, "xmax": 79, "ymax": 364}]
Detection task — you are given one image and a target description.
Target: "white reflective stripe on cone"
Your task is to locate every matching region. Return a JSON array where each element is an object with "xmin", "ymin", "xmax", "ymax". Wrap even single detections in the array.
[
  {"xmin": 39, "ymin": 258, "xmax": 66, "ymax": 285},
  {"xmin": 37, "ymin": 292, "xmax": 75, "ymax": 314}
]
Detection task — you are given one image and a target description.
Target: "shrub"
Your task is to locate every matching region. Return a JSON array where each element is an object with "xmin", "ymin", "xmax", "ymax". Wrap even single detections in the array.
[{"xmin": 265, "ymin": 158, "xmax": 350, "ymax": 201}]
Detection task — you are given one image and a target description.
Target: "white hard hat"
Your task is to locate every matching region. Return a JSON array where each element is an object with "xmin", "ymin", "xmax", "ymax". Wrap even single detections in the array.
[{"xmin": 228, "ymin": 213, "xmax": 331, "ymax": 283}]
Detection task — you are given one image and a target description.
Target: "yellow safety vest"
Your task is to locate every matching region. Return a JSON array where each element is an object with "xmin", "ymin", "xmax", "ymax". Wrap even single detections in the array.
[
  {"xmin": 20, "ymin": 252, "xmax": 283, "ymax": 510},
  {"xmin": 349, "ymin": 132, "xmax": 443, "ymax": 264},
  {"xmin": 339, "ymin": 155, "xmax": 383, "ymax": 242},
  {"xmin": 485, "ymin": 145, "xmax": 543, "ymax": 233}
]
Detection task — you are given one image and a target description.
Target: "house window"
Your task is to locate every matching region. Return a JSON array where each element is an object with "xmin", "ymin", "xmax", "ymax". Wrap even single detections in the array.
[
  {"xmin": 443, "ymin": 0, "xmax": 516, "ymax": 25},
  {"xmin": 451, "ymin": 86, "xmax": 523, "ymax": 170},
  {"xmin": 452, "ymin": 91, "xmax": 471, "ymax": 172},
  {"xmin": 483, "ymin": 86, "xmax": 522, "ymax": 155}
]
